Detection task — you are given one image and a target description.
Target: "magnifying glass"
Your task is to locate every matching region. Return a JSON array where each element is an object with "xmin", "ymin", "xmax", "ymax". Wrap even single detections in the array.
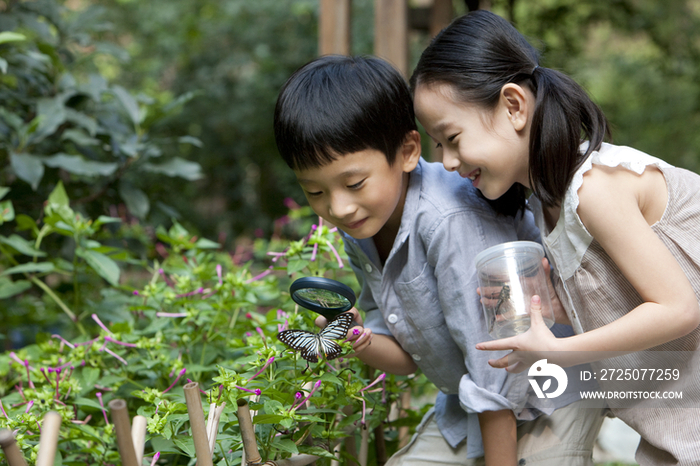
[{"xmin": 290, "ymin": 276, "xmax": 356, "ymax": 320}]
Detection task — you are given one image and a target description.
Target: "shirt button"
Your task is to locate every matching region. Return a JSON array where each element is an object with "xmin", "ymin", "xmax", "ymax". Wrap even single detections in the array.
[
  {"xmin": 387, "ymin": 314, "xmax": 398, "ymax": 324},
  {"xmin": 412, "ymin": 354, "xmax": 421, "ymax": 361},
  {"xmin": 364, "ymin": 263, "xmax": 372, "ymax": 273},
  {"xmin": 441, "ymin": 386, "xmax": 450, "ymax": 392}
]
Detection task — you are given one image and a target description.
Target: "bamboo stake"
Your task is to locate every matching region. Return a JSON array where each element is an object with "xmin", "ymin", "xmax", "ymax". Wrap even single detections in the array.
[
  {"xmin": 36, "ymin": 411, "xmax": 61, "ymax": 466},
  {"xmin": 397, "ymin": 391, "xmax": 412, "ymax": 448},
  {"xmin": 183, "ymin": 382, "xmax": 213, "ymax": 466},
  {"xmin": 206, "ymin": 402, "xmax": 226, "ymax": 454},
  {"xmin": 0, "ymin": 429, "xmax": 28, "ymax": 466},
  {"xmin": 109, "ymin": 399, "xmax": 139, "ymax": 466},
  {"xmin": 358, "ymin": 426, "xmax": 369, "ymax": 466},
  {"xmin": 373, "ymin": 424, "xmax": 387, "ymax": 466},
  {"xmin": 131, "ymin": 415, "xmax": 147, "ymax": 465},
  {"xmin": 236, "ymin": 399, "xmax": 262, "ymax": 465}
]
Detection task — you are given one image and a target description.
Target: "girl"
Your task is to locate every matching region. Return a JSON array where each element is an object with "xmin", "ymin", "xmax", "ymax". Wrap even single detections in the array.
[{"xmin": 411, "ymin": 10, "xmax": 700, "ymax": 466}]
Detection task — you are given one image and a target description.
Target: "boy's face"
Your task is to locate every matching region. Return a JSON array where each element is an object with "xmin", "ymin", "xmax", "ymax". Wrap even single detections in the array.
[{"xmin": 294, "ymin": 136, "xmax": 420, "ymax": 240}]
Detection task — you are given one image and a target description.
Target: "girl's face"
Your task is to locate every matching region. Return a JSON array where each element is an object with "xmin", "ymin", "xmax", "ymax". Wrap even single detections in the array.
[{"xmin": 413, "ymin": 82, "xmax": 532, "ymax": 200}]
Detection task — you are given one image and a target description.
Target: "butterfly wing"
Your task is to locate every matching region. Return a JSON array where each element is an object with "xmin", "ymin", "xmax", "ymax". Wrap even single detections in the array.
[
  {"xmin": 277, "ymin": 330, "xmax": 322, "ymax": 362},
  {"xmin": 317, "ymin": 313, "xmax": 354, "ymax": 361},
  {"xmin": 318, "ymin": 313, "xmax": 354, "ymax": 340},
  {"xmin": 277, "ymin": 313, "xmax": 354, "ymax": 363}
]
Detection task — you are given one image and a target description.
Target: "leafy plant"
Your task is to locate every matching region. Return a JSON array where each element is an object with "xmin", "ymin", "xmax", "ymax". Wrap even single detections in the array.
[{"xmin": 0, "ymin": 186, "xmax": 433, "ymax": 465}]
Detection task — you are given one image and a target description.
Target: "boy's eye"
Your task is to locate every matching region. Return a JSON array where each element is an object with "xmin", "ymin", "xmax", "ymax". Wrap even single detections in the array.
[
  {"xmin": 348, "ymin": 179, "xmax": 365, "ymax": 189},
  {"xmin": 305, "ymin": 190, "xmax": 322, "ymax": 197},
  {"xmin": 447, "ymin": 134, "xmax": 458, "ymax": 142},
  {"xmin": 434, "ymin": 142, "xmax": 443, "ymax": 149}
]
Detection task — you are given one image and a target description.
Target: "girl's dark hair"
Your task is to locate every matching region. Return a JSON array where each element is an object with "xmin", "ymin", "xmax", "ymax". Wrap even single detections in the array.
[
  {"xmin": 274, "ymin": 55, "xmax": 417, "ymax": 171},
  {"xmin": 410, "ymin": 10, "xmax": 610, "ymax": 210}
]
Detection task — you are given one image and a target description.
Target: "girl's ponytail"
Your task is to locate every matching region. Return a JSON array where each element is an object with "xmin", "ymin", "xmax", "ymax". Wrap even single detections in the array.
[{"xmin": 528, "ymin": 68, "xmax": 609, "ymax": 207}]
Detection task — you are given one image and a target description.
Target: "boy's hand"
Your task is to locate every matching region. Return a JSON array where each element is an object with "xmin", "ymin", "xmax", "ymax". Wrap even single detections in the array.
[{"xmin": 314, "ymin": 308, "xmax": 373, "ymax": 356}]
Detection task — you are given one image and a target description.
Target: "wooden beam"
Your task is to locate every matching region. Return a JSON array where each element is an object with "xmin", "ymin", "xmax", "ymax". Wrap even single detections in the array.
[
  {"xmin": 319, "ymin": 0, "xmax": 352, "ymax": 56},
  {"xmin": 374, "ymin": 0, "xmax": 408, "ymax": 76},
  {"xmin": 430, "ymin": 0, "xmax": 453, "ymax": 37}
]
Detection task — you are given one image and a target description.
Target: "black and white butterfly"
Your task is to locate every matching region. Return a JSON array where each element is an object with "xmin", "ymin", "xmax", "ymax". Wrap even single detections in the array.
[{"xmin": 277, "ymin": 312, "xmax": 354, "ymax": 363}]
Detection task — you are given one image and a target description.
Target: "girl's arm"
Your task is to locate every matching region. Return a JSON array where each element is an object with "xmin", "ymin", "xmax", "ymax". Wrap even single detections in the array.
[
  {"xmin": 478, "ymin": 409, "xmax": 517, "ymax": 466},
  {"xmin": 478, "ymin": 165, "xmax": 700, "ymax": 367}
]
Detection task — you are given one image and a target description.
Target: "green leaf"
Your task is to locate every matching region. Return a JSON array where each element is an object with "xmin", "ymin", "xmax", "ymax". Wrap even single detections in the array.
[
  {"xmin": 251, "ymin": 413, "xmax": 285, "ymax": 425},
  {"xmin": 286, "ymin": 259, "xmax": 308, "ymax": 275},
  {"xmin": 0, "ymin": 234, "xmax": 46, "ymax": 257},
  {"xmin": 31, "ymin": 96, "xmax": 67, "ymax": 144},
  {"xmin": 118, "ymin": 184, "xmax": 150, "ymax": 219},
  {"xmin": 0, "ymin": 58, "xmax": 6, "ymax": 74},
  {"xmin": 73, "ymin": 397, "xmax": 105, "ymax": 411},
  {"xmin": 94, "ymin": 216, "xmax": 122, "ymax": 228},
  {"xmin": 0, "ymin": 201, "xmax": 14, "ymax": 223},
  {"xmin": 65, "ymin": 109, "xmax": 99, "ymax": 136},
  {"xmin": 48, "ymin": 181, "xmax": 70, "ymax": 208},
  {"xmin": 0, "ymin": 187, "xmax": 9, "ymax": 200},
  {"xmin": 142, "ymin": 157, "xmax": 203, "ymax": 180},
  {"xmin": 60, "ymin": 129, "xmax": 101, "ymax": 147},
  {"xmin": 112, "ymin": 85, "xmax": 141, "ymax": 125},
  {"xmin": 178, "ymin": 135, "xmax": 203, "ymax": 147},
  {"xmin": 172, "ymin": 436, "xmax": 195, "ymax": 457},
  {"xmin": 0, "ymin": 32, "xmax": 26, "ymax": 44},
  {"xmin": 299, "ymin": 446, "xmax": 339, "ymax": 460},
  {"xmin": 1, "ymin": 262, "xmax": 54, "ymax": 275},
  {"xmin": 194, "ymin": 238, "xmax": 220, "ymax": 249},
  {"xmin": 76, "ymin": 249, "xmax": 120, "ymax": 286},
  {"xmin": 271, "ymin": 438, "xmax": 299, "ymax": 455},
  {"xmin": 0, "ymin": 278, "xmax": 32, "ymax": 299},
  {"xmin": 42, "ymin": 154, "xmax": 118, "ymax": 177},
  {"xmin": 10, "ymin": 152, "xmax": 44, "ymax": 190},
  {"xmin": 15, "ymin": 214, "xmax": 39, "ymax": 234}
]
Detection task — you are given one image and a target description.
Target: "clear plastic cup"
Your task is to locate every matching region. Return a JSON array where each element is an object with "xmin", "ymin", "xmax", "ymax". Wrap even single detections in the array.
[{"xmin": 474, "ymin": 241, "xmax": 555, "ymax": 339}]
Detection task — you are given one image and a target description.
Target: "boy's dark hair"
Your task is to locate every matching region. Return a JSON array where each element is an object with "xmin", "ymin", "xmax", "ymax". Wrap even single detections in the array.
[
  {"xmin": 410, "ymin": 10, "xmax": 610, "ymax": 211},
  {"xmin": 274, "ymin": 55, "xmax": 417, "ymax": 171}
]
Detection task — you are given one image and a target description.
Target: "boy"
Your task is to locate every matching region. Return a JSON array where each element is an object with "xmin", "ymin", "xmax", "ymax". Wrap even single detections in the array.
[{"xmin": 273, "ymin": 55, "xmax": 603, "ymax": 465}]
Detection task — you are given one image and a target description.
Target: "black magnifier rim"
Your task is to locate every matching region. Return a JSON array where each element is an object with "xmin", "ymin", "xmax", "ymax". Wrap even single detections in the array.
[{"xmin": 290, "ymin": 276, "xmax": 356, "ymax": 317}]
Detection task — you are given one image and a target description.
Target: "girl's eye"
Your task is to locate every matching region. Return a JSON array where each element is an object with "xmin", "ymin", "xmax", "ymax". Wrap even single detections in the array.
[
  {"xmin": 348, "ymin": 179, "xmax": 365, "ymax": 189},
  {"xmin": 434, "ymin": 142, "xmax": 443, "ymax": 149},
  {"xmin": 447, "ymin": 134, "xmax": 458, "ymax": 142},
  {"xmin": 306, "ymin": 190, "xmax": 322, "ymax": 197}
]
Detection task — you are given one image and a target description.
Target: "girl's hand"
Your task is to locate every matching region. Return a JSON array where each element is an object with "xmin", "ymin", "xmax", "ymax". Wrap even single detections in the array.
[
  {"xmin": 542, "ymin": 258, "xmax": 571, "ymax": 326},
  {"xmin": 475, "ymin": 295, "xmax": 560, "ymax": 373},
  {"xmin": 315, "ymin": 308, "xmax": 373, "ymax": 356}
]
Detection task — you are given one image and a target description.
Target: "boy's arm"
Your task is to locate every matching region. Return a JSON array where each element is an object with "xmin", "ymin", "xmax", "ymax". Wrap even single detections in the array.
[
  {"xmin": 478, "ymin": 410, "xmax": 517, "ymax": 466},
  {"xmin": 315, "ymin": 309, "xmax": 417, "ymax": 375}
]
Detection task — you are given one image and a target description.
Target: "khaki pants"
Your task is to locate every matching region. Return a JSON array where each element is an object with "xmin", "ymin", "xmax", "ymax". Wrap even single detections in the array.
[{"xmin": 385, "ymin": 402, "xmax": 606, "ymax": 466}]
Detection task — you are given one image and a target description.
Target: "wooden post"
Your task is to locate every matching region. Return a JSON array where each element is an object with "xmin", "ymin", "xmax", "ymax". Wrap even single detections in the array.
[
  {"xmin": 0, "ymin": 429, "xmax": 28, "ymax": 466},
  {"xmin": 319, "ymin": 0, "xmax": 352, "ymax": 56},
  {"xmin": 236, "ymin": 399, "xmax": 262, "ymax": 465},
  {"xmin": 374, "ymin": 0, "xmax": 408, "ymax": 76},
  {"xmin": 397, "ymin": 391, "xmax": 412, "ymax": 448},
  {"xmin": 183, "ymin": 382, "xmax": 213, "ymax": 466},
  {"xmin": 109, "ymin": 399, "xmax": 139, "ymax": 466},
  {"xmin": 36, "ymin": 411, "xmax": 62, "ymax": 466},
  {"xmin": 429, "ymin": 0, "xmax": 453, "ymax": 37},
  {"xmin": 131, "ymin": 415, "xmax": 147, "ymax": 465}
]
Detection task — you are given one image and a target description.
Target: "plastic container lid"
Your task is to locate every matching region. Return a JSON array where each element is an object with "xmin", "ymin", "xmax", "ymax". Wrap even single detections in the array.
[{"xmin": 474, "ymin": 241, "xmax": 544, "ymax": 269}]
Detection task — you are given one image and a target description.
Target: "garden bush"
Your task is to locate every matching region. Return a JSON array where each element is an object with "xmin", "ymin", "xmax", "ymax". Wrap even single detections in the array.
[{"xmin": 0, "ymin": 184, "xmax": 433, "ymax": 465}]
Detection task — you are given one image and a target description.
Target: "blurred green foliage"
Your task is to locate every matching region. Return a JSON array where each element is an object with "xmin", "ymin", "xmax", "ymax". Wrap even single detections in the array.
[{"xmin": 3, "ymin": 0, "xmax": 700, "ymax": 241}]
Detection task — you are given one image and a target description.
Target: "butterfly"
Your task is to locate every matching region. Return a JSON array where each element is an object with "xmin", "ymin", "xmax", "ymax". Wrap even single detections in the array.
[{"xmin": 277, "ymin": 312, "xmax": 354, "ymax": 363}]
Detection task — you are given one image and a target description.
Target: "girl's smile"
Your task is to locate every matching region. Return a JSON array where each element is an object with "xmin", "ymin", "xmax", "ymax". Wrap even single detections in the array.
[{"xmin": 413, "ymin": 82, "xmax": 533, "ymax": 200}]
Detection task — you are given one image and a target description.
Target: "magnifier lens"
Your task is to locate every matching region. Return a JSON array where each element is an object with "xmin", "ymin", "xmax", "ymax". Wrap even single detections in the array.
[{"xmin": 290, "ymin": 277, "xmax": 356, "ymax": 319}]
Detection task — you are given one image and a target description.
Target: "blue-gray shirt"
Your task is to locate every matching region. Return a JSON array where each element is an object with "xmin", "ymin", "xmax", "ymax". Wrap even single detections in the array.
[{"xmin": 340, "ymin": 159, "xmax": 581, "ymax": 458}]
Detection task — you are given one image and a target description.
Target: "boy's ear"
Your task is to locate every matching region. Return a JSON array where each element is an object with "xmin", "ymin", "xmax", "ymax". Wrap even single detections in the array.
[
  {"xmin": 501, "ymin": 84, "xmax": 530, "ymax": 132},
  {"xmin": 400, "ymin": 130, "xmax": 421, "ymax": 173}
]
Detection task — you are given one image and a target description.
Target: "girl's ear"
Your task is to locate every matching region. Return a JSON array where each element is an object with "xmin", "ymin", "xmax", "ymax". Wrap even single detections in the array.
[
  {"xmin": 400, "ymin": 130, "xmax": 422, "ymax": 173},
  {"xmin": 501, "ymin": 83, "xmax": 531, "ymax": 132}
]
